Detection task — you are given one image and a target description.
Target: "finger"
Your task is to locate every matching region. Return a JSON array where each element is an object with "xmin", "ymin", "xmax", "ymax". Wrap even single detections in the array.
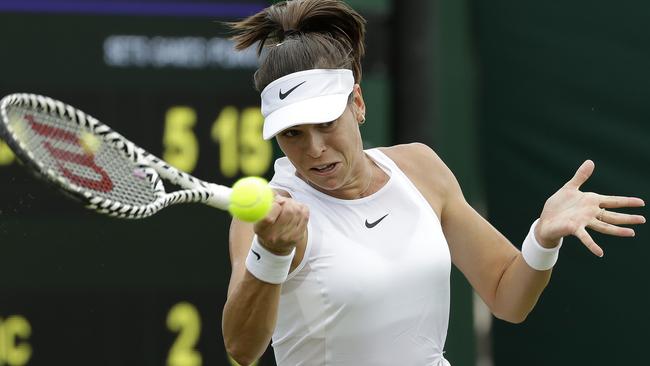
[
  {"xmin": 599, "ymin": 210, "xmax": 646, "ymax": 226},
  {"xmin": 294, "ymin": 205, "xmax": 309, "ymax": 226},
  {"xmin": 275, "ymin": 202, "xmax": 305, "ymax": 235},
  {"xmin": 284, "ymin": 208, "xmax": 308, "ymax": 244},
  {"xmin": 564, "ymin": 160, "xmax": 595, "ymax": 190},
  {"xmin": 575, "ymin": 227, "xmax": 604, "ymax": 257},
  {"xmin": 275, "ymin": 195, "xmax": 289, "ymax": 205},
  {"xmin": 293, "ymin": 207, "xmax": 309, "ymax": 236},
  {"xmin": 257, "ymin": 204, "xmax": 300, "ymax": 247},
  {"xmin": 589, "ymin": 219, "xmax": 636, "ymax": 237},
  {"xmin": 255, "ymin": 200, "xmax": 284, "ymax": 228},
  {"xmin": 598, "ymin": 195, "xmax": 645, "ymax": 209}
]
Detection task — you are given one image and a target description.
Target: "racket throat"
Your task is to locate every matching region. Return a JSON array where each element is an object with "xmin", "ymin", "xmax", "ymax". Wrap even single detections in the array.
[{"xmin": 204, "ymin": 183, "xmax": 231, "ymax": 210}]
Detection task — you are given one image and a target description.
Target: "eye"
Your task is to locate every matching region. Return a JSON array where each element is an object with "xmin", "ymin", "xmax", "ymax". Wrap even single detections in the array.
[{"xmin": 281, "ymin": 128, "xmax": 300, "ymax": 137}]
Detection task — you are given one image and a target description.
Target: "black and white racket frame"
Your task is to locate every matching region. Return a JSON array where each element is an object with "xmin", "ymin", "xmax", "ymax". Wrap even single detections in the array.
[{"xmin": 0, "ymin": 93, "xmax": 231, "ymax": 219}]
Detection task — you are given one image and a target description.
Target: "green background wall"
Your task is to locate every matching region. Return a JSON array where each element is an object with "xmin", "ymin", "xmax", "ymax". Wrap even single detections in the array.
[{"xmin": 473, "ymin": 1, "xmax": 649, "ymax": 364}]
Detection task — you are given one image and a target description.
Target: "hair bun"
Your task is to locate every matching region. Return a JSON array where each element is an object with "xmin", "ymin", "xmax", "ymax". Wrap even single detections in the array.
[
  {"xmin": 229, "ymin": 0, "xmax": 366, "ymax": 90},
  {"xmin": 283, "ymin": 29, "xmax": 300, "ymax": 38}
]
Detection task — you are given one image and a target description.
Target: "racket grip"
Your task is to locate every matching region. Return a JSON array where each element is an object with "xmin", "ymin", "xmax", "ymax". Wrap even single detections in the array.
[{"xmin": 205, "ymin": 183, "xmax": 232, "ymax": 210}]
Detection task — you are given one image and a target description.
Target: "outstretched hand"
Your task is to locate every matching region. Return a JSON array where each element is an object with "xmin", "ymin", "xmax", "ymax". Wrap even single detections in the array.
[{"xmin": 536, "ymin": 160, "xmax": 645, "ymax": 257}]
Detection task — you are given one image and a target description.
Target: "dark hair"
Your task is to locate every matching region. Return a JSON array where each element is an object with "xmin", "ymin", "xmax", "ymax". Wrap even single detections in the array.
[{"xmin": 229, "ymin": 0, "xmax": 366, "ymax": 92}]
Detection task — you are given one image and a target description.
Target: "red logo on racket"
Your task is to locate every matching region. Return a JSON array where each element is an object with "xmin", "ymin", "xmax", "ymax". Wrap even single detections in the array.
[{"xmin": 25, "ymin": 114, "xmax": 114, "ymax": 193}]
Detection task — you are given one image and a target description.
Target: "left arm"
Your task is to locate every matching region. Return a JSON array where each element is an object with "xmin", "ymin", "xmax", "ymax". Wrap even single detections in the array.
[
  {"xmin": 449, "ymin": 159, "xmax": 645, "ymax": 323},
  {"xmin": 391, "ymin": 144, "xmax": 645, "ymax": 323},
  {"xmin": 441, "ymin": 189, "xmax": 551, "ymax": 323},
  {"xmin": 438, "ymin": 164, "xmax": 551, "ymax": 323}
]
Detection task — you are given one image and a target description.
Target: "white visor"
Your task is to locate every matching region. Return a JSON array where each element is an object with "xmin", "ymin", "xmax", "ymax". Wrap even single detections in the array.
[{"xmin": 260, "ymin": 69, "xmax": 354, "ymax": 140}]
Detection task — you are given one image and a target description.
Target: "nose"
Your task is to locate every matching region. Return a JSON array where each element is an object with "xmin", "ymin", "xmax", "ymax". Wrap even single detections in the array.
[{"xmin": 304, "ymin": 131, "xmax": 326, "ymax": 158}]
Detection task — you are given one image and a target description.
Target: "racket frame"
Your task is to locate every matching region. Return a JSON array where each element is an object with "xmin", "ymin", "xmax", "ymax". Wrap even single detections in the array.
[{"xmin": 0, "ymin": 93, "xmax": 231, "ymax": 219}]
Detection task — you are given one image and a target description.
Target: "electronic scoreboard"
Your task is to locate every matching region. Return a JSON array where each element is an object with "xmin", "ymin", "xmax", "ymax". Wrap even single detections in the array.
[{"xmin": 0, "ymin": 1, "xmax": 391, "ymax": 365}]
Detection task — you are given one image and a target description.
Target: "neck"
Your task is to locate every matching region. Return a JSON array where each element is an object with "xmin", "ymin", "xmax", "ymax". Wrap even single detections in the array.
[{"xmin": 356, "ymin": 156, "xmax": 375, "ymax": 198}]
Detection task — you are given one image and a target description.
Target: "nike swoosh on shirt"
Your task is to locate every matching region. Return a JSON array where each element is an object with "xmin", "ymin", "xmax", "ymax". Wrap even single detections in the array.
[
  {"xmin": 365, "ymin": 213, "xmax": 389, "ymax": 228},
  {"xmin": 279, "ymin": 81, "xmax": 306, "ymax": 100}
]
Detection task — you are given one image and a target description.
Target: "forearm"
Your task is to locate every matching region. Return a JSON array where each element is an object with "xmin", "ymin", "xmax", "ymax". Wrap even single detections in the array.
[
  {"xmin": 223, "ymin": 271, "xmax": 282, "ymax": 365},
  {"xmin": 493, "ymin": 253, "xmax": 552, "ymax": 323}
]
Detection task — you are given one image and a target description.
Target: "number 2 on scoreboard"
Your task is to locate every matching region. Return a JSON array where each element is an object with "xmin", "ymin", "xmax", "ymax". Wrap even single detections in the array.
[
  {"xmin": 167, "ymin": 302, "xmax": 202, "ymax": 366},
  {"xmin": 166, "ymin": 302, "xmax": 259, "ymax": 366}
]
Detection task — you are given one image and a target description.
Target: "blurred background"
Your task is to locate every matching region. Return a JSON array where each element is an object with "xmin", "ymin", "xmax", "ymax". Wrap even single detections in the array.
[{"xmin": 0, "ymin": 0, "xmax": 648, "ymax": 365}]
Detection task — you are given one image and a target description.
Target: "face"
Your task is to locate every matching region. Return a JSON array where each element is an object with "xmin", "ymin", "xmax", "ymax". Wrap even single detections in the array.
[{"xmin": 275, "ymin": 85, "xmax": 367, "ymax": 199}]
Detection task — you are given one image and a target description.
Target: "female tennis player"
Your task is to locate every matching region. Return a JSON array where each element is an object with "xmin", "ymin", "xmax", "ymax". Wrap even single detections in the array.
[{"xmin": 222, "ymin": 1, "xmax": 645, "ymax": 365}]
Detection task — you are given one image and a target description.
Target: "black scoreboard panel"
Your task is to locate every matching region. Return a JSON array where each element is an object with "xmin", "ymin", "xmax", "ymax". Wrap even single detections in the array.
[
  {"xmin": 0, "ymin": 3, "xmax": 277, "ymax": 365},
  {"xmin": 0, "ymin": 1, "xmax": 392, "ymax": 365}
]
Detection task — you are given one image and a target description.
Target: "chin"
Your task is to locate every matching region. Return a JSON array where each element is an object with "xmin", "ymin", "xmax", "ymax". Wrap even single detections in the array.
[{"xmin": 307, "ymin": 175, "xmax": 342, "ymax": 192}]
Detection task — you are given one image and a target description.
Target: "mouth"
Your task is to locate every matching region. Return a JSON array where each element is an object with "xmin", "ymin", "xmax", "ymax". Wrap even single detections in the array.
[{"xmin": 310, "ymin": 162, "xmax": 338, "ymax": 175}]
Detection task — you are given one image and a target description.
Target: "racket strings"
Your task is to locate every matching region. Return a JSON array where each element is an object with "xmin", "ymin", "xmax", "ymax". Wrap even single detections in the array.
[{"xmin": 6, "ymin": 106, "xmax": 157, "ymax": 207}]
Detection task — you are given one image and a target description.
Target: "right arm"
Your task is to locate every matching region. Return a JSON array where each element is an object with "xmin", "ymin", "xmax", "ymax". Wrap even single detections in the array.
[{"xmin": 222, "ymin": 194, "xmax": 309, "ymax": 366}]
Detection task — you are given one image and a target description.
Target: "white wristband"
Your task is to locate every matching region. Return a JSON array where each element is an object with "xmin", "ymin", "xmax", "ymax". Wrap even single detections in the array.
[
  {"xmin": 521, "ymin": 219, "xmax": 563, "ymax": 271},
  {"xmin": 245, "ymin": 236, "xmax": 295, "ymax": 284}
]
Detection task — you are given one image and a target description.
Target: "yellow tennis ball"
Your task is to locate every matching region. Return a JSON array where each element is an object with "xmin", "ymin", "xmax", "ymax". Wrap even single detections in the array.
[{"xmin": 228, "ymin": 177, "xmax": 274, "ymax": 222}]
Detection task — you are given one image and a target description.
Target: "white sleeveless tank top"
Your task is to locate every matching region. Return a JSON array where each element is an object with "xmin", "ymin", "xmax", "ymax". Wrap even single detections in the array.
[{"xmin": 268, "ymin": 149, "xmax": 452, "ymax": 366}]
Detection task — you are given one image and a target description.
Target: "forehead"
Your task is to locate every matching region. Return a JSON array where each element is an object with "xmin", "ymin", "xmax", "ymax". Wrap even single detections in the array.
[
  {"xmin": 282, "ymin": 121, "xmax": 332, "ymax": 132},
  {"xmin": 278, "ymin": 107, "xmax": 352, "ymax": 133}
]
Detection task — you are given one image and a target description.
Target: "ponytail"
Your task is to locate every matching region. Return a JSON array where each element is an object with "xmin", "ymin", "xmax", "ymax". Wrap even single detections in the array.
[{"xmin": 229, "ymin": 0, "xmax": 366, "ymax": 91}]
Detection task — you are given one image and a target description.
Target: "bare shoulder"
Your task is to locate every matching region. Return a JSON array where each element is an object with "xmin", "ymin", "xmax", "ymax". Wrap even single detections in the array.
[
  {"xmin": 379, "ymin": 143, "xmax": 444, "ymax": 171},
  {"xmin": 378, "ymin": 143, "xmax": 460, "ymax": 215},
  {"xmin": 379, "ymin": 143, "xmax": 456, "ymax": 188}
]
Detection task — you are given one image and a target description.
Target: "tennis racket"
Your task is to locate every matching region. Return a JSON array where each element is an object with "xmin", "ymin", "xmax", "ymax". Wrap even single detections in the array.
[{"xmin": 0, "ymin": 93, "xmax": 272, "ymax": 220}]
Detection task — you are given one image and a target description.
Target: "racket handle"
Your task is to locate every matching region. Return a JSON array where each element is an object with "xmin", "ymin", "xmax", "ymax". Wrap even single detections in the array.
[{"xmin": 205, "ymin": 183, "xmax": 232, "ymax": 210}]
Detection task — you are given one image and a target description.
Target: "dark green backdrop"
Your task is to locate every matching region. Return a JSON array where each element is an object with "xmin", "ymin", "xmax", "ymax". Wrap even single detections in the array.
[{"xmin": 474, "ymin": 1, "xmax": 649, "ymax": 364}]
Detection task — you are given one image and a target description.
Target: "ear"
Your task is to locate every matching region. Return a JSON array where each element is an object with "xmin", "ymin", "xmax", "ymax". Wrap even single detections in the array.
[{"xmin": 351, "ymin": 84, "xmax": 366, "ymax": 122}]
